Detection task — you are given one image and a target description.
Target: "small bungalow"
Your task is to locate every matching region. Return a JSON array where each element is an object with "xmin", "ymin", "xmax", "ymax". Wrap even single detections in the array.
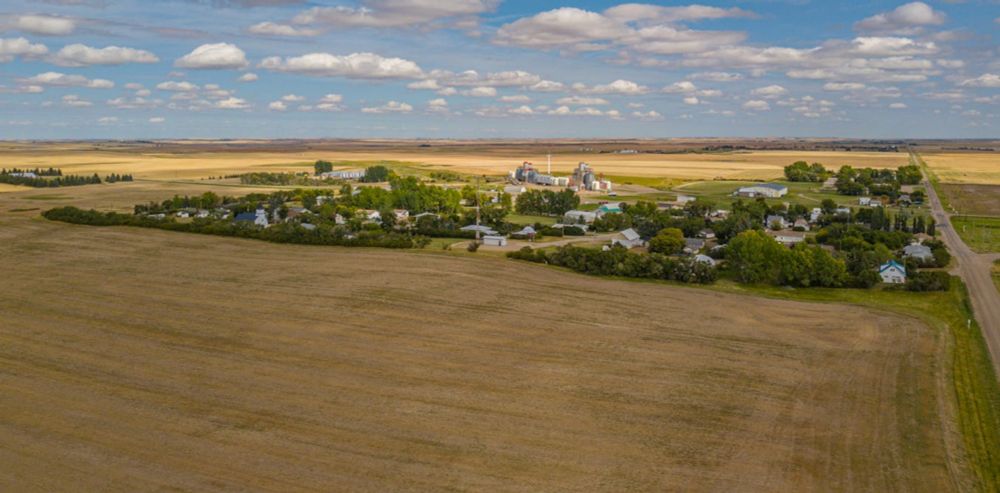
[
  {"xmin": 235, "ymin": 208, "xmax": 269, "ymax": 227},
  {"xmin": 596, "ymin": 202, "xmax": 623, "ymax": 215},
  {"xmin": 563, "ymin": 210, "xmax": 598, "ymax": 224},
  {"xmin": 482, "ymin": 235, "xmax": 507, "ymax": 247},
  {"xmin": 903, "ymin": 243, "xmax": 934, "ymax": 262},
  {"xmin": 698, "ymin": 229, "xmax": 716, "ymax": 240},
  {"xmin": 765, "ymin": 215, "xmax": 789, "ymax": 230},
  {"xmin": 693, "ymin": 254, "xmax": 716, "ymax": 267},
  {"xmin": 766, "ymin": 230, "xmax": 806, "ymax": 246},
  {"xmin": 612, "ymin": 228, "xmax": 645, "ymax": 249},
  {"xmin": 286, "ymin": 207, "xmax": 309, "ymax": 220},
  {"xmin": 512, "ymin": 226, "xmax": 537, "ymax": 240},
  {"xmin": 683, "ymin": 238, "xmax": 706, "ymax": 254},
  {"xmin": 810, "ymin": 208, "xmax": 823, "ymax": 223},
  {"xmin": 393, "ymin": 209, "xmax": 410, "ymax": 222},
  {"xmin": 859, "ymin": 197, "xmax": 872, "ymax": 206},
  {"xmin": 793, "ymin": 218, "xmax": 811, "ymax": 231},
  {"xmin": 360, "ymin": 210, "xmax": 381, "ymax": 222},
  {"xmin": 879, "ymin": 260, "xmax": 907, "ymax": 284},
  {"xmin": 461, "ymin": 224, "xmax": 499, "ymax": 236}
]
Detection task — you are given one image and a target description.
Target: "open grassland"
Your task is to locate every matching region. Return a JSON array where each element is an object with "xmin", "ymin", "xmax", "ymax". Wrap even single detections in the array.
[
  {"xmin": 952, "ymin": 216, "xmax": 1000, "ymax": 253},
  {"xmin": 993, "ymin": 261, "xmax": 1000, "ymax": 293},
  {"xmin": 921, "ymin": 153, "xmax": 1000, "ymax": 185},
  {"xmin": 0, "ymin": 208, "xmax": 975, "ymax": 491},
  {"xmin": 0, "ymin": 141, "xmax": 910, "ymax": 183}
]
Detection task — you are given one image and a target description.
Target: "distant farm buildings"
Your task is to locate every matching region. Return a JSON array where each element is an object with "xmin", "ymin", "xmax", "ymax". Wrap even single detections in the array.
[
  {"xmin": 319, "ymin": 170, "xmax": 365, "ymax": 180},
  {"xmin": 510, "ymin": 161, "xmax": 612, "ymax": 192},
  {"xmin": 735, "ymin": 183, "xmax": 788, "ymax": 198}
]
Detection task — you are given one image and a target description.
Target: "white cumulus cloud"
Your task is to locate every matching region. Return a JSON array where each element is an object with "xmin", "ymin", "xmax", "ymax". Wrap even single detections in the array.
[
  {"xmin": 260, "ymin": 52, "xmax": 424, "ymax": 79},
  {"xmin": 175, "ymin": 43, "xmax": 248, "ymax": 69},
  {"xmin": 52, "ymin": 44, "xmax": 159, "ymax": 67}
]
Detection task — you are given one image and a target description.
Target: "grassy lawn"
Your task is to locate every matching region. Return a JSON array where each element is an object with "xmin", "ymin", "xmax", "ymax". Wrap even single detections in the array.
[
  {"xmin": 423, "ymin": 237, "xmax": 468, "ymax": 250},
  {"xmin": 506, "ymin": 213, "xmax": 558, "ymax": 225},
  {"xmin": 993, "ymin": 261, "xmax": 999, "ymax": 293},
  {"xmin": 602, "ymin": 175, "xmax": 685, "ymax": 191},
  {"xmin": 952, "ymin": 216, "xmax": 1000, "ymax": 253}
]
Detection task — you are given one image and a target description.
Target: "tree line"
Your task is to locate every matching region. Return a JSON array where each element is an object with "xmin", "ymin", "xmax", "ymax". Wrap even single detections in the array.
[
  {"xmin": 43, "ymin": 206, "xmax": 427, "ymax": 249},
  {"xmin": 508, "ymin": 245, "xmax": 718, "ymax": 284}
]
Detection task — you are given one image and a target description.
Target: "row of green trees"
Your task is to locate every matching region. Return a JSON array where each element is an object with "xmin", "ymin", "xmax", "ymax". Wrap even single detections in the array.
[
  {"xmin": 1, "ymin": 167, "xmax": 62, "ymax": 176},
  {"xmin": 514, "ymin": 189, "xmax": 580, "ymax": 216},
  {"xmin": 508, "ymin": 245, "xmax": 718, "ymax": 284},
  {"xmin": 43, "ymin": 206, "xmax": 426, "ymax": 249},
  {"xmin": 784, "ymin": 161, "xmax": 831, "ymax": 182},
  {"xmin": 0, "ymin": 172, "xmax": 102, "ymax": 188}
]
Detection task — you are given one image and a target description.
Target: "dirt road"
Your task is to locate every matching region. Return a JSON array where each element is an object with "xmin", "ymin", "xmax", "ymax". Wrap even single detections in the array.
[{"xmin": 921, "ymin": 156, "xmax": 1000, "ymax": 378}]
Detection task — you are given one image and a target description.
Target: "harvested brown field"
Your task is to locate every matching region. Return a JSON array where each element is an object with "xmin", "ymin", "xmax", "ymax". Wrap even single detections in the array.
[
  {"xmin": 0, "ymin": 203, "xmax": 969, "ymax": 491},
  {"xmin": 922, "ymin": 152, "xmax": 1000, "ymax": 185},
  {"xmin": 0, "ymin": 140, "xmax": 910, "ymax": 182},
  {"xmin": 940, "ymin": 184, "xmax": 1000, "ymax": 216}
]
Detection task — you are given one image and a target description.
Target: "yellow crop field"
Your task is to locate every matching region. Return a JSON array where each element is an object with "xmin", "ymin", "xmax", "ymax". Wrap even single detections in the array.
[{"xmin": 921, "ymin": 152, "xmax": 1000, "ymax": 185}]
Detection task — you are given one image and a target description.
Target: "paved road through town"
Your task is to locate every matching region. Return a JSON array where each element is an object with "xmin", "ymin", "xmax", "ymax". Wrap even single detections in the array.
[{"xmin": 920, "ymin": 153, "xmax": 1000, "ymax": 379}]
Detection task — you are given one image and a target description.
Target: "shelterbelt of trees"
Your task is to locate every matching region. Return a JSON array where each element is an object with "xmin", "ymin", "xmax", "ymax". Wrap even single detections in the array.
[
  {"xmin": 784, "ymin": 161, "xmax": 923, "ymax": 202},
  {"xmin": 0, "ymin": 167, "xmax": 132, "ymax": 188}
]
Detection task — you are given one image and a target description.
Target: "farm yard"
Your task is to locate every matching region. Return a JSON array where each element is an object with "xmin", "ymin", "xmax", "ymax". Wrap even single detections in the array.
[{"xmin": 0, "ymin": 211, "xmax": 971, "ymax": 491}]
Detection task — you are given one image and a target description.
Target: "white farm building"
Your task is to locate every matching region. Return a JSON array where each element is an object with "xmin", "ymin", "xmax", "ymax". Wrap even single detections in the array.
[{"xmin": 735, "ymin": 183, "xmax": 789, "ymax": 198}]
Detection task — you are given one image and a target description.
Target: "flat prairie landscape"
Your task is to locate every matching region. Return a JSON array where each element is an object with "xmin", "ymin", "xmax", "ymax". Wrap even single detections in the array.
[
  {"xmin": 921, "ymin": 153, "xmax": 1000, "ymax": 185},
  {"xmin": 0, "ymin": 141, "xmax": 911, "ymax": 182},
  {"xmin": 0, "ymin": 211, "xmax": 967, "ymax": 491}
]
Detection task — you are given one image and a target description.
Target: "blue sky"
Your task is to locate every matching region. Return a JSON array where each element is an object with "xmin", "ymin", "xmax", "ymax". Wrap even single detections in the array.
[{"xmin": 0, "ymin": 0, "xmax": 997, "ymax": 139}]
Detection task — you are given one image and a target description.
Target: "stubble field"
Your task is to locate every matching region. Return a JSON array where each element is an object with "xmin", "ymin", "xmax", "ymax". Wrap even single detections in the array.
[
  {"xmin": 0, "ymin": 206, "xmax": 967, "ymax": 491},
  {"xmin": 0, "ymin": 140, "xmax": 988, "ymax": 491}
]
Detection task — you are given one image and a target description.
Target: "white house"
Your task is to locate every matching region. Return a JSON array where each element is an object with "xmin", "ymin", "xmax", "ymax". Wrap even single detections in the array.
[
  {"xmin": 765, "ymin": 215, "xmax": 789, "ymax": 230},
  {"xmin": 879, "ymin": 261, "xmax": 907, "ymax": 284},
  {"xmin": 859, "ymin": 197, "xmax": 872, "ymax": 206},
  {"xmin": 482, "ymin": 235, "xmax": 507, "ymax": 247},
  {"xmin": 735, "ymin": 183, "xmax": 788, "ymax": 198},
  {"xmin": 612, "ymin": 228, "xmax": 645, "ymax": 249},
  {"xmin": 793, "ymin": 218, "xmax": 811, "ymax": 231},
  {"xmin": 361, "ymin": 210, "xmax": 381, "ymax": 222},
  {"xmin": 810, "ymin": 208, "xmax": 823, "ymax": 223}
]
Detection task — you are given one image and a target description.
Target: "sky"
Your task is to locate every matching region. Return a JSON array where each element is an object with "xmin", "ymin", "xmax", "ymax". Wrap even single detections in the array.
[{"xmin": 0, "ymin": 0, "xmax": 997, "ymax": 139}]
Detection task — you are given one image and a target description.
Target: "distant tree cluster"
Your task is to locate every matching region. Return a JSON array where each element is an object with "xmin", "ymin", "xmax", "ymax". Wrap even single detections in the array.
[
  {"xmin": 783, "ymin": 161, "xmax": 831, "ymax": 182},
  {"xmin": 514, "ymin": 189, "xmax": 581, "ymax": 216},
  {"xmin": 834, "ymin": 164, "xmax": 922, "ymax": 200},
  {"xmin": 314, "ymin": 160, "xmax": 334, "ymax": 175},
  {"xmin": 104, "ymin": 173, "xmax": 134, "ymax": 183},
  {"xmin": 362, "ymin": 165, "xmax": 391, "ymax": 183}
]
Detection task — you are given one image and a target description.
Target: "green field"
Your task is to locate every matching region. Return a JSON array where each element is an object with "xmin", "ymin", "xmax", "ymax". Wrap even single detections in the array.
[
  {"xmin": 506, "ymin": 213, "xmax": 558, "ymax": 225},
  {"xmin": 952, "ymin": 216, "xmax": 1000, "ymax": 253}
]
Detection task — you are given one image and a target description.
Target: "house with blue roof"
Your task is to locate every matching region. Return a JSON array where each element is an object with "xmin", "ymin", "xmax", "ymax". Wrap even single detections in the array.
[{"xmin": 878, "ymin": 260, "xmax": 907, "ymax": 284}]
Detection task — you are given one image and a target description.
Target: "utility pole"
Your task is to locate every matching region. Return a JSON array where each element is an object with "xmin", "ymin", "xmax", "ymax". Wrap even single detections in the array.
[{"xmin": 475, "ymin": 174, "xmax": 481, "ymax": 244}]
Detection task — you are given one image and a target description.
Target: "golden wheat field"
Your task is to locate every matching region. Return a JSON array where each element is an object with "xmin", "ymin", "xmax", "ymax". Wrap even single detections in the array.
[{"xmin": 921, "ymin": 153, "xmax": 1000, "ymax": 185}]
